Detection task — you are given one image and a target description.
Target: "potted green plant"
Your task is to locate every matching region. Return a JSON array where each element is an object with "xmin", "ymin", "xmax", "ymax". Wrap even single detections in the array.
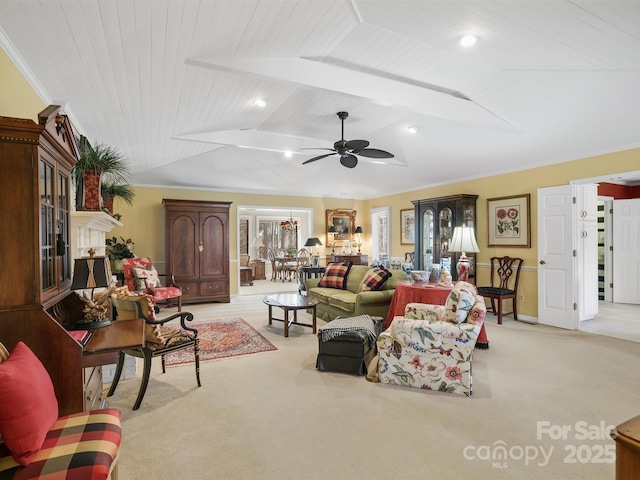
[
  {"xmin": 101, "ymin": 182, "xmax": 135, "ymax": 215},
  {"xmin": 106, "ymin": 236, "xmax": 135, "ymax": 275},
  {"xmin": 73, "ymin": 135, "xmax": 130, "ymax": 211}
]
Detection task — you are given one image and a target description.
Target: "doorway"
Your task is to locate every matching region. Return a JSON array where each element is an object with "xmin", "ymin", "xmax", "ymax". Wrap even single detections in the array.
[
  {"xmin": 236, "ymin": 205, "xmax": 313, "ymax": 295},
  {"xmin": 572, "ymin": 171, "xmax": 640, "ymax": 337}
]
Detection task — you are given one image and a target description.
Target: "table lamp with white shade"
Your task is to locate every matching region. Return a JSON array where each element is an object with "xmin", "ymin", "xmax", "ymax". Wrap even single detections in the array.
[
  {"xmin": 448, "ymin": 225, "xmax": 480, "ymax": 282},
  {"xmin": 250, "ymin": 236, "xmax": 265, "ymax": 259}
]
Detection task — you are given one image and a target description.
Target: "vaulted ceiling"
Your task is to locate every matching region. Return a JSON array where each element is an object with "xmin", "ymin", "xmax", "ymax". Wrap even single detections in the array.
[{"xmin": 1, "ymin": 1, "xmax": 639, "ymax": 199}]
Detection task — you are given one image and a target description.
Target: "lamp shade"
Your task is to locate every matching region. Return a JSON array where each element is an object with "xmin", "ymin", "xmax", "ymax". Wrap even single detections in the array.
[
  {"xmin": 328, "ymin": 225, "xmax": 337, "ymax": 233},
  {"xmin": 71, "ymin": 256, "xmax": 112, "ymax": 290},
  {"xmin": 354, "ymin": 226, "xmax": 363, "ymax": 234},
  {"xmin": 448, "ymin": 226, "xmax": 480, "ymax": 254},
  {"xmin": 304, "ymin": 237, "xmax": 323, "ymax": 247}
]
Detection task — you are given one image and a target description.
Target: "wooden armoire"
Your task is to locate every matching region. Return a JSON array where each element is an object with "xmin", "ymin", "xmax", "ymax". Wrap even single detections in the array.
[
  {"xmin": 0, "ymin": 106, "xmax": 90, "ymax": 415},
  {"xmin": 163, "ymin": 199, "xmax": 231, "ymax": 303}
]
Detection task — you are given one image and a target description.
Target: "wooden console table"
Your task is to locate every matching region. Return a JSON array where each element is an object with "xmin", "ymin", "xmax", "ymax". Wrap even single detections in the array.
[{"xmin": 328, "ymin": 254, "xmax": 368, "ymax": 265}]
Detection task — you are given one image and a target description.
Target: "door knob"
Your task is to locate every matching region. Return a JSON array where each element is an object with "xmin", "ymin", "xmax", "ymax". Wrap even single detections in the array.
[
  {"xmin": 198, "ymin": 243, "xmax": 203, "ymax": 252},
  {"xmin": 539, "ymin": 260, "xmax": 546, "ymax": 265}
]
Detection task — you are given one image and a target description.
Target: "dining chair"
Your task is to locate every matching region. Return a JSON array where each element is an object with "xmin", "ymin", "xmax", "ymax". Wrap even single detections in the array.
[{"xmin": 476, "ymin": 256, "xmax": 524, "ymax": 324}]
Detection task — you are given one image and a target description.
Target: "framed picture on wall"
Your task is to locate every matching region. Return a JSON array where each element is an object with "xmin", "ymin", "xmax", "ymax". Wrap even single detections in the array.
[
  {"xmin": 326, "ymin": 209, "xmax": 356, "ymax": 244},
  {"xmin": 400, "ymin": 209, "xmax": 415, "ymax": 245},
  {"xmin": 487, "ymin": 194, "xmax": 531, "ymax": 247}
]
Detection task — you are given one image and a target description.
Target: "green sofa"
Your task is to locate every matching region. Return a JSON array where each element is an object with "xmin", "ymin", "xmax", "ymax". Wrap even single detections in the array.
[{"xmin": 306, "ymin": 264, "xmax": 408, "ymax": 322}]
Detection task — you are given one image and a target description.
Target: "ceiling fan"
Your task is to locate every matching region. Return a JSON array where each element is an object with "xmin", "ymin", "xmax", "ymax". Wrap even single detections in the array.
[{"xmin": 302, "ymin": 111, "xmax": 394, "ymax": 168}]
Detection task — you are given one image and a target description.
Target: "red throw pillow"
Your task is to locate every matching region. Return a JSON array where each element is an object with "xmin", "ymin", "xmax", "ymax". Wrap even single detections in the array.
[
  {"xmin": 0, "ymin": 342, "xmax": 59, "ymax": 466},
  {"xmin": 318, "ymin": 262, "xmax": 352, "ymax": 289},
  {"xmin": 359, "ymin": 267, "xmax": 392, "ymax": 292}
]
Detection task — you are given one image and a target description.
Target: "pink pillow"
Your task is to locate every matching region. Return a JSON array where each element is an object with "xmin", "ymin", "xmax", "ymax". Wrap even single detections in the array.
[{"xmin": 0, "ymin": 342, "xmax": 59, "ymax": 466}]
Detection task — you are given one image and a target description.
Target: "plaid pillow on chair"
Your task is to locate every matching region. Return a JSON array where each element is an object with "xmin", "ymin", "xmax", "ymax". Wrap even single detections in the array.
[
  {"xmin": 318, "ymin": 262, "xmax": 353, "ymax": 289},
  {"xmin": 359, "ymin": 267, "xmax": 392, "ymax": 292}
]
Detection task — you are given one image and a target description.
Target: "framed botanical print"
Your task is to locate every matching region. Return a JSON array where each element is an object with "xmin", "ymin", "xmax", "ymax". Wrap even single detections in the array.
[
  {"xmin": 487, "ymin": 194, "xmax": 531, "ymax": 247},
  {"xmin": 326, "ymin": 209, "xmax": 357, "ymax": 244},
  {"xmin": 400, "ymin": 209, "xmax": 415, "ymax": 245}
]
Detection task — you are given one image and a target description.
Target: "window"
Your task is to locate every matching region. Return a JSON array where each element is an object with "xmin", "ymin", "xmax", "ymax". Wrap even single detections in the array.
[{"xmin": 370, "ymin": 207, "xmax": 390, "ymax": 263}]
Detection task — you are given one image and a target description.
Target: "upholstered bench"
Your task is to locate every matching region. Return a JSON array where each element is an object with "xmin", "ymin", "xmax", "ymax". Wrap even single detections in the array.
[
  {"xmin": 0, "ymin": 342, "xmax": 121, "ymax": 479},
  {"xmin": 316, "ymin": 315, "xmax": 381, "ymax": 376}
]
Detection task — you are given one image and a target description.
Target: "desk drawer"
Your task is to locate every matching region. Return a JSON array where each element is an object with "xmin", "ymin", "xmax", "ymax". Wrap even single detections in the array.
[{"xmin": 84, "ymin": 366, "xmax": 103, "ymax": 411}]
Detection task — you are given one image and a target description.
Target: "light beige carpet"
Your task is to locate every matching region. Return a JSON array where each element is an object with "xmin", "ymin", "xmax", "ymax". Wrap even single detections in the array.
[{"xmin": 106, "ymin": 295, "xmax": 640, "ymax": 479}]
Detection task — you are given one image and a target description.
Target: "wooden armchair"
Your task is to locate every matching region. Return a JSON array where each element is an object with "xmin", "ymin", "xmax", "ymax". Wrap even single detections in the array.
[
  {"xmin": 122, "ymin": 257, "xmax": 182, "ymax": 311},
  {"xmin": 107, "ymin": 293, "xmax": 200, "ymax": 410}
]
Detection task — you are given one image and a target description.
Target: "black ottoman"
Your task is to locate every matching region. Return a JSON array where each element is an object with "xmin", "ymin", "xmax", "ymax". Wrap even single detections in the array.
[{"xmin": 316, "ymin": 316, "xmax": 382, "ymax": 376}]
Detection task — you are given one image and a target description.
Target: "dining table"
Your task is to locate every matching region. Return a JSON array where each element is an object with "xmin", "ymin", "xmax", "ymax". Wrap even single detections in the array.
[{"xmin": 385, "ymin": 280, "xmax": 489, "ymax": 349}]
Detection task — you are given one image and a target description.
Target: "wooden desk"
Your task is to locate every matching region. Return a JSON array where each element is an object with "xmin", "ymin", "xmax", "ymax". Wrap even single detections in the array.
[
  {"xmin": 385, "ymin": 281, "xmax": 489, "ymax": 348},
  {"xmin": 83, "ymin": 319, "xmax": 146, "ymax": 367}
]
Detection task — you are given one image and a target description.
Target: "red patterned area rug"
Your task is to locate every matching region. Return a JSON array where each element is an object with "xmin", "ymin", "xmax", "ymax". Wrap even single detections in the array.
[{"xmin": 165, "ymin": 318, "xmax": 277, "ymax": 366}]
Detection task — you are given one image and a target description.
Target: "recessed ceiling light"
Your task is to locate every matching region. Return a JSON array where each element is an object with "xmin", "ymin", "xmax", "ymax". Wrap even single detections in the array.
[
  {"xmin": 284, "ymin": 150, "xmax": 293, "ymax": 158},
  {"xmin": 459, "ymin": 34, "xmax": 478, "ymax": 47},
  {"xmin": 407, "ymin": 126, "xmax": 417, "ymax": 134},
  {"xmin": 253, "ymin": 98, "xmax": 268, "ymax": 107}
]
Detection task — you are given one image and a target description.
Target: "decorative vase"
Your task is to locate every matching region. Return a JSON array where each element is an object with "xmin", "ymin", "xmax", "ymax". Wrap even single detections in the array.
[
  {"xmin": 103, "ymin": 194, "xmax": 115, "ymax": 214},
  {"xmin": 82, "ymin": 170, "xmax": 102, "ymax": 211}
]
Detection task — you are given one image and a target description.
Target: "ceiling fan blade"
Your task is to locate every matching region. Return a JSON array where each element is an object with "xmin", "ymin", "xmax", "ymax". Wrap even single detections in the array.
[
  {"xmin": 345, "ymin": 139, "xmax": 369, "ymax": 151},
  {"xmin": 340, "ymin": 154, "xmax": 358, "ymax": 168},
  {"xmin": 355, "ymin": 148, "xmax": 395, "ymax": 159},
  {"xmin": 302, "ymin": 153, "xmax": 336, "ymax": 165}
]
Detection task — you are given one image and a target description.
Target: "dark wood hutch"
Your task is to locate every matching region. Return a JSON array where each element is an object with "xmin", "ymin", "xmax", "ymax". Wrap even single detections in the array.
[
  {"xmin": 0, "ymin": 107, "xmax": 144, "ymax": 416},
  {"xmin": 412, "ymin": 194, "xmax": 478, "ymax": 280}
]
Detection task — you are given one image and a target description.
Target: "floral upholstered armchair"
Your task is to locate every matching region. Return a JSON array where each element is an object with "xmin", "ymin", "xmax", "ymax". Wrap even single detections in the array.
[
  {"xmin": 377, "ymin": 281, "xmax": 486, "ymax": 396},
  {"xmin": 122, "ymin": 257, "xmax": 182, "ymax": 311}
]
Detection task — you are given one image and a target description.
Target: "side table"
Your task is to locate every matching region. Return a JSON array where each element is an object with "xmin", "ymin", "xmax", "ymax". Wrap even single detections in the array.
[
  {"xmin": 298, "ymin": 266, "xmax": 326, "ymax": 294},
  {"xmin": 254, "ymin": 260, "xmax": 266, "ymax": 280}
]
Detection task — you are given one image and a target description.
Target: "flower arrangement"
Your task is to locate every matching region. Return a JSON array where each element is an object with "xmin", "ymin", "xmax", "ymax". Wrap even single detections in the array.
[{"xmin": 106, "ymin": 236, "xmax": 135, "ymax": 260}]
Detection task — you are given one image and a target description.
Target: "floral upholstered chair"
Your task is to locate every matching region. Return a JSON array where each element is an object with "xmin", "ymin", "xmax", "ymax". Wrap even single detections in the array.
[
  {"xmin": 122, "ymin": 257, "xmax": 182, "ymax": 311},
  {"xmin": 377, "ymin": 281, "xmax": 486, "ymax": 396}
]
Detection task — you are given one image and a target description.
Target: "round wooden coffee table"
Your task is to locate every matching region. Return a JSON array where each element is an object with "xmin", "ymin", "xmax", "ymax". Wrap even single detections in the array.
[{"xmin": 263, "ymin": 293, "xmax": 319, "ymax": 337}]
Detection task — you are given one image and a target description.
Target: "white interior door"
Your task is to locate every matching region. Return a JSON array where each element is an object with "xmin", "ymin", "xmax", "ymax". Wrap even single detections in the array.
[
  {"xmin": 613, "ymin": 199, "xmax": 640, "ymax": 304},
  {"xmin": 538, "ymin": 185, "xmax": 577, "ymax": 329}
]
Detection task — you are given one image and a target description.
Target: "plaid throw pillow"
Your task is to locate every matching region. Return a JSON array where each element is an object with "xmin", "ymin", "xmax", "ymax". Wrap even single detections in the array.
[
  {"xmin": 318, "ymin": 262, "xmax": 352, "ymax": 289},
  {"xmin": 359, "ymin": 267, "xmax": 392, "ymax": 292}
]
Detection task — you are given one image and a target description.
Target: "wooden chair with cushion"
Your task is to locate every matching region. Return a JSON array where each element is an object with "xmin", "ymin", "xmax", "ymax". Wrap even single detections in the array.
[
  {"xmin": 476, "ymin": 256, "xmax": 524, "ymax": 324},
  {"xmin": 121, "ymin": 257, "xmax": 182, "ymax": 311},
  {"xmin": 0, "ymin": 341, "xmax": 121, "ymax": 479},
  {"xmin": 267, "ymin": 248, "xmax": 280, "ymax": 281},
  {"xmin": 240, "ymin": 254, "xmax": 257, "ymax": 278},
  {"xmin": 107, "ymin": 292, "xmax": 200, "ymax": 410}
]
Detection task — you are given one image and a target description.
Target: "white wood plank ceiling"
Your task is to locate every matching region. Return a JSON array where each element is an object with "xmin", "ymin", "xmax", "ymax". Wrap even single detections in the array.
[{"xmin": 1, "ymin": 0, "xmax": 640, "ymax": 199}]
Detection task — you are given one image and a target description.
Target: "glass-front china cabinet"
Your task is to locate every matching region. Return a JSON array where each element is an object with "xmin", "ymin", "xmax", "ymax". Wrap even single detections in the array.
[{"xmin": 412, "ymin": 194, "xmax": 478, "ymax": 280}]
